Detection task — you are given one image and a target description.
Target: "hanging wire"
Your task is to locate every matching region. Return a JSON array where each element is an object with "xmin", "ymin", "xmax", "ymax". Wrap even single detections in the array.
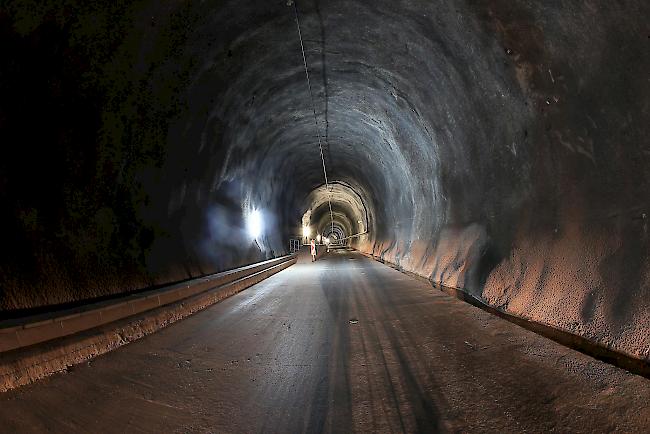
[{"xmin": 292, "ymin": 1, "xmax": 335, "ymax": 238}]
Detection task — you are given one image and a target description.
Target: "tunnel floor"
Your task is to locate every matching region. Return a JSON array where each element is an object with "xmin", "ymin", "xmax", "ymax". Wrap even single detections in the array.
[{"xmin": 1, "ymin": 251, "xmax": 649, "ymax": 433}]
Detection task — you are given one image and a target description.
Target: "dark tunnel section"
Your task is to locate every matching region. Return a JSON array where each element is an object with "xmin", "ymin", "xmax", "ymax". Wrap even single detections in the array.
[{"xmin": 1, "ymin": 1, "xmax": 649, "ymax": 359}]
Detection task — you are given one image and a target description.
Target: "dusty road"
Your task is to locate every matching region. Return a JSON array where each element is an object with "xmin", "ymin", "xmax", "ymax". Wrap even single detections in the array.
[{"xmin": 1, "ymin": 251, "xmax": 649, "ymax": 433}]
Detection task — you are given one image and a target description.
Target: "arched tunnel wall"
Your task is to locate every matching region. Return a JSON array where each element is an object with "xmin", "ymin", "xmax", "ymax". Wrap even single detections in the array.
[{"xmin": 1, "ymin": 1, "xmax": 649, "ymax": 360}]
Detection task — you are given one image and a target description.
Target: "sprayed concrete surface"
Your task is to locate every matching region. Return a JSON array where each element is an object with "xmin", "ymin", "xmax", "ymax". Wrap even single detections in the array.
[{"xmin": 1, "ymin": 252, "xmax": 648, "ymax": 433}]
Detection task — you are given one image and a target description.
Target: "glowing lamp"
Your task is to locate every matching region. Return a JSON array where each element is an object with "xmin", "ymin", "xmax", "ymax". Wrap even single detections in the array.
[{"xmin": 247, "ymin": 209, "xmax": 263, "ymax": 239}]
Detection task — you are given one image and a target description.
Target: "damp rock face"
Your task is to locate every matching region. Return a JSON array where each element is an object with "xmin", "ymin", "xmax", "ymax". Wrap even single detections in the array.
[{"xmin": 0, "ymin": 1, "xmax": 649, "ymax": 358}]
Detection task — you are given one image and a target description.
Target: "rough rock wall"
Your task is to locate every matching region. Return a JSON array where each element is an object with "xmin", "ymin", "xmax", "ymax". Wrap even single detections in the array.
[
  {"xmin": 355, "ymin": 1, "xmax": 650, "ymax": 360},
  {"xmin": 0, "ymin": 0, "xmax": 284, "ymax": 312}
]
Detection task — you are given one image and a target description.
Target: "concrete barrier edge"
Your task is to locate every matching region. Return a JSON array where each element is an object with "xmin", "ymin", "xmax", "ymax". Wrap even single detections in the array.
[
  {"xmin": 0, "ymin": 257, "xmax": 296, "ymax": 392},
  {"xmin": 0, "ymin": 255, "xmax": 292, "ymax": 353}
]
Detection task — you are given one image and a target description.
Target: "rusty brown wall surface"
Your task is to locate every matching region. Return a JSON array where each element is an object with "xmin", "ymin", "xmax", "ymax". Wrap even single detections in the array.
[{"xmin": 357, "ymin": 222, "xmax": 650, "ymax": 362}]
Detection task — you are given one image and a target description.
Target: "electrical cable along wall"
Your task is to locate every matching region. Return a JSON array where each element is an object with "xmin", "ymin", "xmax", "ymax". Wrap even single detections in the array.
[{"xmin": 292, "ymin": 0, "xmax": 335, "ymax": 238}]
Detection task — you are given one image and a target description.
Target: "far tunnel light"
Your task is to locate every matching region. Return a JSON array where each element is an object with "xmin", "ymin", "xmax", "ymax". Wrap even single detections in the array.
[
  {"xmin": 247, "ymin": 209, "xmax": 263, "ymax": 239},
  {"xmin": 302, "ymin": 226, "xmax": 311, "ymax": 238},
  {"xmin": 316, "ymin": 234, "xmax": 321, "ymax": 243}
]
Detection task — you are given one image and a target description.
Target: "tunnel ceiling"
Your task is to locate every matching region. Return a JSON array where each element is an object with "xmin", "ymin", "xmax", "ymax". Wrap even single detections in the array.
[
  {"xmin": 168, "ymin": 0, "xmax": 534, "ymax": 251},
  {"xmin": 1, "ymin": 0, "xmax": 650, "ymax": 360}
]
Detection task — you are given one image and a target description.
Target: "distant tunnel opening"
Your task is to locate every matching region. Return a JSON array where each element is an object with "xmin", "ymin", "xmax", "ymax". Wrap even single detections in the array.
[{"xmin": 301, "ymin": 181, "xmax": 369, "ymax": 245}]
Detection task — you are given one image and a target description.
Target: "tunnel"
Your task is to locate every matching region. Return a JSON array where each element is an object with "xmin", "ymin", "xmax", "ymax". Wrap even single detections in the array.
[{"xmin": 0, "ymin": 0, "xmax": 649, "ymax": 431}]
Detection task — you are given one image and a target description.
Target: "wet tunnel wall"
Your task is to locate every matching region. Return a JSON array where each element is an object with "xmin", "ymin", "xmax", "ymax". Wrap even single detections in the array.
[{"xmin": 1, "ymin": 1, "xmax": 649, "ymax": 359}]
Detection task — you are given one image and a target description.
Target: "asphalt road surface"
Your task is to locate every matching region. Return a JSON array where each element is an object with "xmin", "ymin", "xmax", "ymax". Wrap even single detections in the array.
[{"xmin": 1, "ymin": 251, "xmax": 649, "ymax": 433}]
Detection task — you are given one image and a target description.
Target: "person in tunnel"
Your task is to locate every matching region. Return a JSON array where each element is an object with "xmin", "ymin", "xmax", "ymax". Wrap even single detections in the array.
[{"xmin": 310, "ymin": 238, "xmax": 317, "ymax": 262}]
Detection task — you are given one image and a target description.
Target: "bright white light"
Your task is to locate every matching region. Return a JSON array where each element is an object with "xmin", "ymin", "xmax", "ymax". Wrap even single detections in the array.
[
  {"xmin": 247, "ymin": 209, "xmax": 263, "ymax": 239},
  {"xmin": 324, "ymin": 237, "xmax": 330, "ymax": 244},
  {"xmin": 316, "ymin": 234, "xmax": 321, "ymax": 243},
  {"xmin": 302, "ymin": 226, "xmax": 310, "ymax": 238}
]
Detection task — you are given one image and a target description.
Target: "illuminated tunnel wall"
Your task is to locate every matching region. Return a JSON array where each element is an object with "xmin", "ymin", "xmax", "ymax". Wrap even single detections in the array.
[{"xmin": 0, "ymin": 1, "xmax": 649, "ymax": 360}]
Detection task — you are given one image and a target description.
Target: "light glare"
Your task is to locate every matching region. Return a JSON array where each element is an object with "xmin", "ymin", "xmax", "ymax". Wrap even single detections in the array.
[{"xmin": 247, "ymin": 210, "xmax": 263, "ymax": 239}]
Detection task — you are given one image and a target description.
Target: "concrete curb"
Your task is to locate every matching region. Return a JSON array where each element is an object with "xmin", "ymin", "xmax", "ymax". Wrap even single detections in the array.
[
  {"xmin": 0, "ymin": 256, "xmax": 295, "ymax": 392},
  {"xmin": 358, "ymin": 250, "xmax": 650, "ymax": 379},
  {"xmin": 0, "ymin": 255, "xmax": 292, "ymax": 353}
]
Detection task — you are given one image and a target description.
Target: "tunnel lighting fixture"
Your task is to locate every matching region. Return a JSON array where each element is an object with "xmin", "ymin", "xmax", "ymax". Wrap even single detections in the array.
[
  {"xmin": 302, "ymin": 226, "xmax": 311, "ymax": 238},
  {"xmin": 324, "ymin": 237, "xmax": 330, "ymax": 244},
  {"xmin": 316, "ymin": 234, "xmax": 321, "ymax": 243},
  {"xmin": 247, "ymin": 209, "xmax": 263, "ymax": 239}
]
